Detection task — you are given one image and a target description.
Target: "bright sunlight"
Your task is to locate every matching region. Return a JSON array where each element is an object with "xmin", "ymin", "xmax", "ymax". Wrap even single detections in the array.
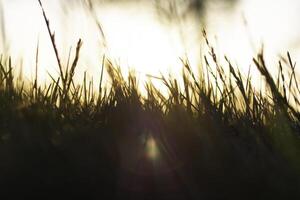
[{"xmin": 2, "ymin": 0, "xmax": 300, "ymax": 87}]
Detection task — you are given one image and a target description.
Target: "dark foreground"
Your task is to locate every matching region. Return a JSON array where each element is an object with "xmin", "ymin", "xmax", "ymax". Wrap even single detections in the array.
[{"xmin": 1, "ymin": 98, "xmax": 300, "ymax": 200}]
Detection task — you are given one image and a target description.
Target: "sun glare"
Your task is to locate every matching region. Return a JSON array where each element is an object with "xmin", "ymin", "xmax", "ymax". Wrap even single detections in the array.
[{"xmin": 99, "ymin": 5, "xmax": 185, "ymax": 77}]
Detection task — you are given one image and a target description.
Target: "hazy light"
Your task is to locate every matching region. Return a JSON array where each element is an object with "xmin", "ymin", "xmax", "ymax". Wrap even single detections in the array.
[{"xmin": 0, "ymin": 0, "xmax": 300, "ymax": 89}]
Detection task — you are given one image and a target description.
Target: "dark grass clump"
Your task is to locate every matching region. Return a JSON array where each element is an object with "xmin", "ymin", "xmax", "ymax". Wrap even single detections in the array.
[
  {"xmin": 1, "ymin": 47, "xmax": 300, "ymax": 200},
  {"xmin": 0, "ymin": 2, "xmax": 300, "ymax": 199}
]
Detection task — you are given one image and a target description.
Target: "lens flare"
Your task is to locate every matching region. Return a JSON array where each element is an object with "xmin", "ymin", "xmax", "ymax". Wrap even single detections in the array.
[{"xmin": 146, "ymin": 137, "xmax": 159, "ymax": 160}]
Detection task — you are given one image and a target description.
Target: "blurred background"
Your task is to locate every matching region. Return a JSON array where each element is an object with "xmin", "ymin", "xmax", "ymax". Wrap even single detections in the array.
[{"xmin": 0, "ymin": 0, "xmax": 300, "ymax": 87}]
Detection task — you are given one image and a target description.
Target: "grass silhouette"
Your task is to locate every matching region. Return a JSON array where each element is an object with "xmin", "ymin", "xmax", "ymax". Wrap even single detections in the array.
[{"xmin": 0, "ymin": 1, "xmax": 300, "ymax": 200}]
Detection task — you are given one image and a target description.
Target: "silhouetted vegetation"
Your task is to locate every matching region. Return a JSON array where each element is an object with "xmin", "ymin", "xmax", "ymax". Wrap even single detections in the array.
[{"xmin": 1, "ymin": 1, "xmax": 300, "ymax": 200}]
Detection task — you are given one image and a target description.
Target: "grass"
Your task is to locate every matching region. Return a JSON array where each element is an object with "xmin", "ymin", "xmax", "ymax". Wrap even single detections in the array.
[{"xmin": 1, "ymin": 1, "xmax": 300, "ymax": 200}]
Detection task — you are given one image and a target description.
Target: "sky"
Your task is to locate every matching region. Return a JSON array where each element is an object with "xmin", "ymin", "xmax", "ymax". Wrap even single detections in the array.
[{"xmin": 0, "ymin": 0, "xmax": 300, "ymax": 87}]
